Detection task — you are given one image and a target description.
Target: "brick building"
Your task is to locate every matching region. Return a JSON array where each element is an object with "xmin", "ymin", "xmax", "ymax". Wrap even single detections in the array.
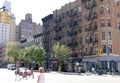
[{"xmin": 42, "ymin": 0, "xmax": 120, "ymax": 72}]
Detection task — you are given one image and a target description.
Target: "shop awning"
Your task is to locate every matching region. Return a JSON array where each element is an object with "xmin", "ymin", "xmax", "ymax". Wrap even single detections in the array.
[
  {"xmin": 97, "ymin": 55, "xmax": 120, "ymax": 62},
  {"xmin": 82, "ymin": 57, "xmax": 98, "ymax": 62},
  {"xmin": 82, "ymin": 55, "xmax": 120, "ymax": 62}
]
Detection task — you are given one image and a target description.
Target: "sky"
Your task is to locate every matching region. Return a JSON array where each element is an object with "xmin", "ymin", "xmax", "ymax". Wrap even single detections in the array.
[{"xmin": 0, "ymin": 0, "xmax": 76, "ymax": 25}]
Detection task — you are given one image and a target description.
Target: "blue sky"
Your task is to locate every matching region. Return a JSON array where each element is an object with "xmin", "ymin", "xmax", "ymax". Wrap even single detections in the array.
[{"xmin": 0, "ymin": 0, "xmax": 75, "ymax": 24}]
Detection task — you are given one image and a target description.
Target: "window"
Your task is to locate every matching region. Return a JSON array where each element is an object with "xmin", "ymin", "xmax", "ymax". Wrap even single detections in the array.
[
  {"xmin": 108, "ymin": 32, "xmax": 112, "ymax": 40},
  {"xmin": 95, "ymin": 34, "xmax": 98, "ymax": 40},
  {"xmin": 79, "ymin": 37, "xmax": 82, "ymax": 44},
  {"xmin": 90, "ymin": 47, "xmax": 93, "ymax": 54},
  {"xmin": 117, "ymin": 11, "xmax": 120, "ymax": 17},
  {"xmin": 116, "ymin": 1, "xmax": 119, "ymax": 6},
  {"xmin": 100, "ymin": 7, "xmax": 104, "ymax": 14},
  {"xmin": 79, "ymin": 26, "xmax": 82, "ymax": 33},
  {"xmin": 108, "ymin": 45, "xmax": 112, "ymax": 53},
  {"xmin": 62, "ymin": 13, "xmax": 65, "ymax": 18},
  {"xmin": 102, "ymin": 45, "xmax": 106, "ymax": 53},
  {"xmin": 86, "ymin": 48, "xmax": 88, "ymax": 54},
  {"xmin": 118, "ymin": 22, "xmax": 120, "ymax": 29},
  {"xmin": 100, "ymin": 0, "xmax": 104, "ymax": 2},
  {"xmin": 102, "ymin": 32, "xmax": 106, "ymax": 40},
  {"xmin": 78, "ymin": 16, "xmax": 82, "ymax": 22},
  {"xmin": 101, "ymin": 19, "xmax": 105, "ymax": 27},
  {"xmin": 94, "ymin": 21, "xmax": 97, "ymax": 29},
  {"xmin": 107, "ymin": 19, "xmax": 111, "ymax": 27},
  {"xmin": 66, "ymin": 11, "xmax": 69, "ymax": 17},
  {"xmin": 106, "ymin": 6, "xmax": 110, "ymax": 14},
  {"xmin": 78, "ymin": 6, "xmax": 82, "ymax": 12}
]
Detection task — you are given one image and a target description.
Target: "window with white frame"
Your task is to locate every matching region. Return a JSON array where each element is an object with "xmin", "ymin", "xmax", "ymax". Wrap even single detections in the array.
[{"xmin": 78, "ymin": 6, "xmax": 81, "ymax": 12}]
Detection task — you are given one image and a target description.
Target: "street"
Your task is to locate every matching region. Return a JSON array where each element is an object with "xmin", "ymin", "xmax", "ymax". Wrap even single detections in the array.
[{"xmin": 0, "ymin": 68, "xmax": 120, "ymax": 83}]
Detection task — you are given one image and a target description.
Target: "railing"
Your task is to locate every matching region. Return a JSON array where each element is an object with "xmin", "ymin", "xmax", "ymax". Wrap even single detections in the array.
[
  {"xmin": 54, "ymin": 17, "xmax": 61, "ymax": 23},
  {"xmin": 54, "ymin": 26, "xmax": 62, "ymax": 32},
  {"xmin": 54, "ymin": 35, "xmax": 61, "ymax": 40},
  {"xmin": 69, "ymin": 20, "xmax": 77, "ymax": 27},
  {"xmin": 69, "ymin": 10, "xmax": 77, "ymax": 17}
]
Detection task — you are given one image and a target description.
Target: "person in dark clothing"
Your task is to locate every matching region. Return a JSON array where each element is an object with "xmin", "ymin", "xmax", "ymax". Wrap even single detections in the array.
[{"xmin": 15, "ymin": 67, "xmax": 21, "ymax": 81}]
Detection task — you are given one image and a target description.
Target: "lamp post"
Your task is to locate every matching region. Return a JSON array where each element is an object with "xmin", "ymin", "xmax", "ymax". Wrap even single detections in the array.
[{"xmin": 106, "ymin": 28, "xmax": 110, "ymax": 73}]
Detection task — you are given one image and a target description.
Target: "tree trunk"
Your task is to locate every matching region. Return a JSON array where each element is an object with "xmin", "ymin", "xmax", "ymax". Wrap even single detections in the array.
[{"xmin": 58, "ymin": 60, "xmax": 62, "ymax": 73}]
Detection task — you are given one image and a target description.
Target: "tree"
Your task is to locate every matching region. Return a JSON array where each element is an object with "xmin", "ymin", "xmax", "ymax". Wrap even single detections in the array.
[
  {"xmin": 7, "ymin": 45, "xmax": 20, "ymax": 64},
  {"xmin": 23, "ymin": 45, "xmax": 46, "ymax": 67},
  {"xmin": 32, "ymin": 46, "xmax": 46, "ymax": 67},
  {"xmin": 53, "ymin": 42, "xmax": 72, "ymax": 72}
]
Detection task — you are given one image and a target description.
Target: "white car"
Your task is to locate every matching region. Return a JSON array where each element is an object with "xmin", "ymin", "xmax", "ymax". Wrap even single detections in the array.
[
  {"xmin": 18, "ymin": 67, "xmax": 31, "ymax": 76},
  {"xmin": 7, "ymin": 64, "xmax": 16, "ymax": 70}
]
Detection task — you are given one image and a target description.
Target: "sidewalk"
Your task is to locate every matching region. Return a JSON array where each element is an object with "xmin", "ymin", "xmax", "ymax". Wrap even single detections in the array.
[{"xmin": 48, "ymin": 71, "xmax": 120, "ymax": 77}]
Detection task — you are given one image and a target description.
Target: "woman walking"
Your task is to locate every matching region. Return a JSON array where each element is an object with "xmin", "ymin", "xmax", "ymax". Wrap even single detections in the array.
[
  {"xmin": 30, "ymin": 67, "xmax": 34, "ymax": 79},
  {"xmin": 37, "ymin": 67, "xmax": 45, "ymax": 83}
]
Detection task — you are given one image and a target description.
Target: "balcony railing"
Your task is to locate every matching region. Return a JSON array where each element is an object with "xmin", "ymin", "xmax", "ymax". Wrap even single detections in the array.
[
  {"xmin": 93, "ymin": 37, "xmax": 98, "ymax": 42},
  {"xmin": 67, "ymin": 30, "xmax": 77, "ymax": 36},
  {"xmin": 69, "ymin": 20, "xmax": 77, "ymax": 27},
  {"xmin": 54, "ymin": 26, "xmax": 62, "ymax": 32},
  {"xmin": 86, "ymin": 37, "xmax": 92, "ymax": 43},
  {"xmin": 54, "ymin": 17, "xmax": 61, "ymax": 23},
  {"xmin": 67, "ymin": 41, "xmax": 78, "ymax": 47},
  {"xmin": 54, "ymin": 35, "xmax": 61, "ymax": 41},
  {"xmin": 69, "ymin": 10, "xmax": 77, "ymax": 17},
  {"xmin": 92, "ymin": 12, "xmax": 97, "ymax": 18},
  {"xmin": 93, "ymin": 24, "xmax": 97, "ymax": 30}
]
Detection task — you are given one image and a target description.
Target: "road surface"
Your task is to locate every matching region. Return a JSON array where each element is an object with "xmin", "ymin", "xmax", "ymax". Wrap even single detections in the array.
[{"xmin": 0, "ymin": 68, "xmax": 120, "ymax": 83}]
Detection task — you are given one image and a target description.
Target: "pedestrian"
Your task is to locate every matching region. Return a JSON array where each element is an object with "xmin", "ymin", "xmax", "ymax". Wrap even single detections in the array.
[
  {"xmin": 37, "ymin": 67, "xmax": 45, "ymax": 83},
  {"xmin": 92, "ymin": 67, "xmax": 95, "ymax": 74},
  {"xmin": 30, "ymin": 67, "xmax": 34, "ymax": 79},
  {"xmin": 23, "ymin": 68, "xmax": 27, "ymax": 80},
  {"xmin": 111, "ymin": 68, "xmax": 115, "ymax": 76},
  {"xmin": 78, "ymin": 66, "xmax": 81, "ymax": 75},
  {"xmin": 15, "ymin": 67, "xmax": 21, "ymax": 81}
]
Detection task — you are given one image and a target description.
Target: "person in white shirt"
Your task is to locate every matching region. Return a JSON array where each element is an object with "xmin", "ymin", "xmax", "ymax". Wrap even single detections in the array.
[{"xmin": 37, "ymin": 67, "xmax": 45, "ymax": 83}]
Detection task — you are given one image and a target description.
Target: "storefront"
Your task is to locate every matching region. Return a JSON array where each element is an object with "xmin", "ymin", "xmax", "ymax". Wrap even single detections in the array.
[{"xmin": 82, "ymin": 55, "xmax": 120, "ymax": 72}]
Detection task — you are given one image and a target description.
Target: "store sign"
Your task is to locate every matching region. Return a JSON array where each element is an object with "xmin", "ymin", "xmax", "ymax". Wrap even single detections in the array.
[{"xmin": 51, "ymin": 60, "xmax": 58, "ymax": 64}]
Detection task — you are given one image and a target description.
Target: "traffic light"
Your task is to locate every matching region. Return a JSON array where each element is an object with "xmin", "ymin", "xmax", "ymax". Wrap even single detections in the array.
[{"xmin": 99, "ymin": 49, "xmax": 103, "ymax": 55}]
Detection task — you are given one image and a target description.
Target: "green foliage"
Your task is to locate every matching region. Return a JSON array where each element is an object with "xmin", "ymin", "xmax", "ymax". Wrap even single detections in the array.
[
  {"xmin": 7, "ymin": 44, "xmax": 46, "ymax": 67},
  {"xmin": 7, "ymin": 45, "xmax": 20, "ymax": 63},
  {"xmin": 23, "ymin": 45, "xmax": 46, "ymax": 65},
  {"xmin": 53, "ymin": 42, "xmax": 72, "ymax": 72}
]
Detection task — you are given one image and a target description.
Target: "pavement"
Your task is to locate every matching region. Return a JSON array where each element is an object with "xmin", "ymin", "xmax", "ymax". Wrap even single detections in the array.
[{"xmin": 1, "ymin": 69, "xmax": 120, "ymax": 83}]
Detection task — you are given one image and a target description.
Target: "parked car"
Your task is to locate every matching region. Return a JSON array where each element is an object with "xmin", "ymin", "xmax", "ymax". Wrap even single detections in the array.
[
  {"xmin": 7, "ymin": 64, "xmax": 16, "ymax": 70},
  {"xmin": 17, "ymin": 67, "xmax": 31, "ymax": 76}
]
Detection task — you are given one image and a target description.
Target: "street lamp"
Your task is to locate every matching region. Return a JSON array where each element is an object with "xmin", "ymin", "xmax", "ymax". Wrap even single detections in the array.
[{"xmin": 106, "ymin": 30, "xmax": 111, "ymax": 73}]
